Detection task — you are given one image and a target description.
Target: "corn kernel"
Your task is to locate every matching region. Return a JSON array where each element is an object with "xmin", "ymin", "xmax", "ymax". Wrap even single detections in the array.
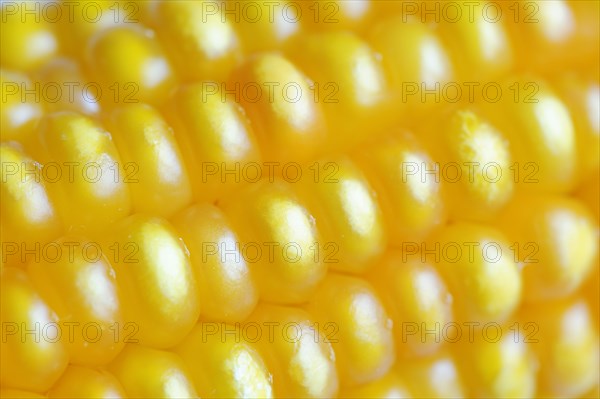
[
  {"xmin": 396, "ymin": 353, "xmax": 465, "ymax": 398},
  {"xmin": 295, "ymin": 156, "xmax": 386, "ymax": 274},
  {"xmin": 503, "ymin": 0, "xmax": 599, "ymax": 73},
  {"xmin": 286, "ymin": 31, "xmax": 389, "ymax": 148},
  {"xmin": 498, "ymin": 195, "xmax": 598, "ymax": 302},
  {"xmin": 31, "ymin": 112, "xmax": 131, "ymax": 234},
  {"xmin": 36, "ymin": 58, "xmax": 100, "ymax": 116},
  {"xmin": 480, "ymin": 79, "xmax": 577, "ymax": 193},
  {"xmin": 0, "ymin": 268, "xmax": 68, "ymax": 392},
  {"xmin": 108, "ymin": 344, "xmax": 197, "ymax": 398},
  {"xmin": 175, "ymin": 323, "xmax": 274, "ymax": 398},
  {"xmin": 105, "ymin": 102, "xmax": 192, "ymax": 217},
  {"xmin": 338, "ymin": 369, "xmax": 411, "ymax": 399},
  {"xmin": 247, "ymin": 304, "xmax": 339, "ymax": 398},
  {"xmin": 0, "ymin": 143, "xmax": 61, "ymax": 264},
  {"xmin": 368, "ymin": 252, "xmax": 453, "ymax": 357},
  {"xmin": 368, "ymin": 17, "xmax": 453, "ymax": 115},
  {"xmin": 171, "ymin": 202, "xmax": 258, "ymax": 322},
  {"xmin": 453, "ymin": 325, "xmax": 538, "ymax": 398},
  {"xmin": 423, "ymin": 109, "xmax": 514, "ymax": 221},
  {"xmin": 47, "ymin": 365, "xmax": 126, "ymax": 399},
  {"xmin": 235, "ymin": 0, "xmax": 300, "ymax": 53},
  {"xmin": 304, "ymin": 274, "xmax": 395, "ymax": 386},
  {"xmin": 85, "ymin": 26, "xmax": 177, "ymax": 105},
  {"xmin": 220, "ymin": 179, "xmax": 326, "ymax": 304},
  {"xmin": 429, "ymin": 223, "xmax": 522, "ymax": 324},
  {"xmin": 152, "ymin": 0, "xmax": 241, "ymax": 82},
  {"xmin": 0, "ymin": 70, "xmax": 44, "ymax": 142},
  {"xmin": 520, "ymin": 297, "xmax": 600, "ymax": 397},
  {"xmin": 0, "ymin": 7, "xmax": 58, "ymax": 71},
  {"xmin": 555, "ymin": 75, "xmax": 599, "ymax": 180},
  {"xmin": 26, "ymin": 237, "xmax": 123, "ymax": 366},
  {"xmin": 299, "ymin": 0, "xmax": 372, "ymax": 32},
  {"xmin": 355, "ymin": 133, "xmax": 445, "ymax": 245},
  {"xmin": 232, "ymin": 53, "xmax": 327, "ymax": 162},
  {"xmin": 164, "ymin": 81, "xmax": 261, "ymax": 202},
  {"xmin": 437, "ymin": 2, "xmax": 513, "ymax": 81},
  {"xmin": 99, "ymin": 214, "xmax": 200, "ymax": 348}
]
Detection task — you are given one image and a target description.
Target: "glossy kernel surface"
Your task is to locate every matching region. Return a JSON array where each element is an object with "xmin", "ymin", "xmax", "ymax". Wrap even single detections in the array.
[{"xmin": 1, "ymin": 1, "xmax": 598, "ymax": 397}]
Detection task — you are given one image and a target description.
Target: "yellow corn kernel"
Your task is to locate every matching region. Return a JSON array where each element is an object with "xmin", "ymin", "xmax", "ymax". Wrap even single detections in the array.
[
  {"xmin": 423, "ymin": 110, "xmax": 514, "ymax": 221},
  {"xmin": 396, "ymin": 353, "xmax": 465, "ymax": 398},
  {"xmin": 105, "ymin": 103, "xmax": 192, "ymax": 217},
  {"xmin": 220, "ymin": 179, "xmax": 326, "ymax": 304},
  {"xmin": 437, "ymin": 2, "xmax": 513, "ymax": 80},
  {"xmin": 232, "ymin": 53, "xmax": 327, "ymax": 162},
  {"xmin": 85, "ymin": 26, "xmax": 177, "ymax": 105},
  {"xmin": 0, "ymin": 70, "xmax": 44, "ymax": 142},
  {"xmin": 0, "ymin": 143, "xmax": 61, "ymax": 266},
  {"xmin": 503, "ymin": 0, "xmax": 599, "ymax": 73},
  {"xmin": 304, "ymin": 274, "xmax": 395, "ymax": 387},
  {"xmin": 26, "ymin": 237, "xmax": 123, "ymax": 366},
  {"xmin": 368, "ymin": 252, "xmax": 453, "ymax": 357},
  {"xmin": 175, "ymin": 322, "xmax": 274, "ymax": 398},
  {"xmin": 368, "ymin": 17, "xmax": 453, "ymax": 113},
  {"xmin": 555, "ymin": 76, "xmax": 599, "ymax": 180},
  {"xmin": 0, "ymin": 5, "xmax": 59, "ymax": 71},
  {"xmin": 164, "ymin": 81, "xmax": 261, "ymax": 202},
  {"xmin": 454, "ymin": 326, "xmax": 538, "ymax": 398},
  {"xmin": 338, "ymin": 369, "xmax": 411, "ymax": 399},
  {"xmin": 430, "ymin": 222, "xmax": 522, "ymax": 325},
  {"xmin": 171, "ymin": 202, "xmax": 258, "ymax": 322},
  {"xmin": 108, "ymin": 344, "xmax": 197, "ymax": 398},
  {"xmin": 47, "ymin": 365, "xmax": 126, "ymax": 398},
  {"xmin": 247, "ymin": 304, "xmax": 339, "ymax": 398},
  {"xmin": 36, "ymin": 58, "xmax": 100, "ymax": 116},
  {"xmin": 480, "ymin": 79, "xmax": 576, "ymax": 193},
  {"xmin": 497, "ymin": 195, "xmax": 598, "ymax": 302},
  {"xmin": 286, "ymin": 31, "xmax": 389, "ymax": 148},
  {"xmin": 56, "ymin": 0, "xmax": 134, "ymax": 55},
  {"xmin": 521, "ymin": 298, "xmax": 600, "ymax": 397},
  {"xmin": 354, "ymin": 133, "xmax": 444, "ymax": 246},
  {"xmin": 99, "ymin": 214, "xmax": 200, "ymax": 349},
  {"xmin": 295, "ymin": 157, "xmax": 386, "ymax": 274},
  {"xmin": 299, "ymin": 0, "xmax": 373, "ymax": 32},
  {"xmin": 153, "ymin": 0, "xmax": 241, "ymax": 81},
  {"xmin": 31, "ymin": 111, "xmax": 131, "ymax": 234},
  {"xmin": 235, "ymin": 0, "xmax": 300, "ymax": 53},
  {"xmin": 0, "ymin": 268, "xmax": 68, "ymax": 392}
]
